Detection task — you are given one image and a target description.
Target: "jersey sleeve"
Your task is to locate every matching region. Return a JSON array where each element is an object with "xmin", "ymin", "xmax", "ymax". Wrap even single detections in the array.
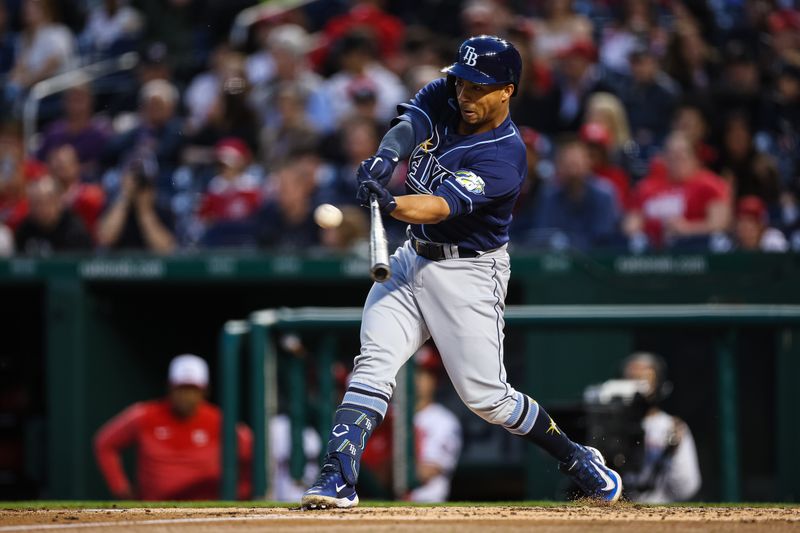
[
  {"xmin": 393, "ymin": 78, "xmax": 450, "ymax": 146},
  {"xmin": 435, "ymin": 159, "xmax": 522, "ymax": 218},
  {"xmin": 93, "ymin": 402, "xmax": 146, "ymax": 496}
]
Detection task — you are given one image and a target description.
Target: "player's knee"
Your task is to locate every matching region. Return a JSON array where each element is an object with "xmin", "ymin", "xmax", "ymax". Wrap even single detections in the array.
[{"xmin": 463, "ymin": 392, "xmax": 516, "ymax": 426}]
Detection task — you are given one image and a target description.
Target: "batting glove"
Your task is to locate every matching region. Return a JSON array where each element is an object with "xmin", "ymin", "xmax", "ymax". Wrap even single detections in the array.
[
  {"xmin": 357, "ymin": 148, "xmax": 399, "ymax": 187},
  {"xmin": 357, "ymin": 179, "xmax": 397, "ymax": 214}
]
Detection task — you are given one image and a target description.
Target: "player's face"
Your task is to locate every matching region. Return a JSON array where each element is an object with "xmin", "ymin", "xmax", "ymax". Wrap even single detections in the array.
[{"xmin": 454, "ymin": 78, "xmax": 514, "ymax": 133}]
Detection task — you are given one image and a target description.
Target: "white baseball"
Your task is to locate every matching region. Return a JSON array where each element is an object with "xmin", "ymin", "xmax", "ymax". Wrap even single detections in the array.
[{"xmin": 314, "ymin": 203, "xmax": 344, "ymax": 228}]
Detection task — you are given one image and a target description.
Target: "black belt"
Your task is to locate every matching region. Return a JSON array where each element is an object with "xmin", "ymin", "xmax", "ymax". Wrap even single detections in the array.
[{"xmin": 410, "ymin": 235, "xmax": 481, "ymax": 260}]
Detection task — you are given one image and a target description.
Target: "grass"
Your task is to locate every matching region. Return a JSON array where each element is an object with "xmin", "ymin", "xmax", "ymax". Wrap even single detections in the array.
[{"xmin": 0, "ymin": 501, "xmax": 798, "ymax": 511}]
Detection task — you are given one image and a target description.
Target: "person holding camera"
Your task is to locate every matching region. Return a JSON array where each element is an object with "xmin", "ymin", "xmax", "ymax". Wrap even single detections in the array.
[
  {"xmin": 622, "ymin": 352, "xmax": 701, "ymax": 503},
  {"xmin": 96, "ymin": 157, "xmax": 175, "ymax": 253}
]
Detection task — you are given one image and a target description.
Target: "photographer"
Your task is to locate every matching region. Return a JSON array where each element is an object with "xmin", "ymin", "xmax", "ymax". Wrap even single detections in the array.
[
  {"xmin": 96, "ymin": 157, "xmax": 175, "ymax": 253},
  {"xmin": 622, "ymin": 352, "xmax": 701, "ymax": 503}
]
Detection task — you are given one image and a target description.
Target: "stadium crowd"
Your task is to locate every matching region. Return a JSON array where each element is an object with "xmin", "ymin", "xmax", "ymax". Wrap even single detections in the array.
[{"xmin": 0, "ymin": 0, "xmax": 798, "ymax": 256}]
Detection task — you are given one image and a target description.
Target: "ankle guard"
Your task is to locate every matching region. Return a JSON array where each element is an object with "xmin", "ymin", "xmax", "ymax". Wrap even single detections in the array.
[{"xmin": 325, "ymin": 406, "xmax": 379, "ymax": 485}]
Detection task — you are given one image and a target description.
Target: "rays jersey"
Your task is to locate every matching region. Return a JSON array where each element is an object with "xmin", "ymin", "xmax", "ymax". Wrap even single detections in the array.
[{"xmin": 393, "ymin": 78, "xmax": 527, "ymax": 252}]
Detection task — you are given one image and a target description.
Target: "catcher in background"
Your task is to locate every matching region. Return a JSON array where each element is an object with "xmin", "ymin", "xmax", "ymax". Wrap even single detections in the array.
[{"xmin": 622, "ymin": 352, "xmax": 701, "ymax": 503}]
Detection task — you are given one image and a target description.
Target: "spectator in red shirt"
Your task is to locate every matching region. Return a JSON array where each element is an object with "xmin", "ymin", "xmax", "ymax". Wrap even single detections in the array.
[
  {"xmin": 94, "ymin": 354, "xmax": 253, "ymax": 501},
  {"xmin": 580, "ymin": 122, "xmax": 632, "ymax": 209},
  {"xmin": 46, "ymin": 144, "xmax": 105, "ymax": 236},
  {"xmin": 624, "ymin": 132, "xmax": 731, "ymax": 250}
]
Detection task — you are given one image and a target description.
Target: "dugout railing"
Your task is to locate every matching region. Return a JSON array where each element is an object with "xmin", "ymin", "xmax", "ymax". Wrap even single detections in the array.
[{"xmin": 219, "ymin": 304, "xmax": 800, "ymax": 502}]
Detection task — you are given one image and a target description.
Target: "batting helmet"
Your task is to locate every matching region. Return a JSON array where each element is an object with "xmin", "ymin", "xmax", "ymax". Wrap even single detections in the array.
[{"xmin": 442, "ymin": 35, "xmax": 522, "ymax": 95}]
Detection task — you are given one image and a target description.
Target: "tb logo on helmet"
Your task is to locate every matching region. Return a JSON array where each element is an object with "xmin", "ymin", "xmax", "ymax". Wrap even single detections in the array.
[{"xmin": 463, "ymin": 45, "xmax": 478, "ymax": 66}]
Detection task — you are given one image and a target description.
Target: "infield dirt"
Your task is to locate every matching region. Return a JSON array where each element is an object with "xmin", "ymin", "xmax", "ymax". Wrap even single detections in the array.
[{"xmin": 1, "ymin": 505, "xmax": 799, "ymax": 532}]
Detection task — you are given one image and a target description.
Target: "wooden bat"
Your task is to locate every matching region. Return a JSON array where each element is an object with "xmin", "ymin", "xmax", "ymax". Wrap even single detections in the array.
[{"xmin": 369, "ymin": 194, "xmax": 391, "ymax": 282}]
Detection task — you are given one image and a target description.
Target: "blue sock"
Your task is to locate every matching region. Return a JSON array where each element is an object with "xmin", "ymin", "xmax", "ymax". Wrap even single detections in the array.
[{"xmin": 503, "ymin": 392, "xmax": 577, "ymax": 463}]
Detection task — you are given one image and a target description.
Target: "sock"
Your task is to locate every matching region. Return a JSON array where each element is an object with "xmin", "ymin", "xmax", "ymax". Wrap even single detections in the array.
[
  {"xmin": 503, "ymin": 392, "xmax": 577, "ymax": 463},
  {"xmin": 523, "ymin": 402, "xmax": 578, "ymax": 463},
  {"xmin": 323, "ymin": 382, "xmax": 389, "ymax": 485}
]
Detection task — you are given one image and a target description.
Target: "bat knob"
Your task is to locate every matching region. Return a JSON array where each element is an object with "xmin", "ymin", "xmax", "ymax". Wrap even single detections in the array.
[{"xmin": 371, "ymin": 263, "xmax": 391, "ymax": 282}]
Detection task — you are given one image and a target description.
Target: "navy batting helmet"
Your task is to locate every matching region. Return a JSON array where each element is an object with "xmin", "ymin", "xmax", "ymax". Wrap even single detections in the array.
[{"xmin": 442, "ymin": 35, "xmax": 522, "ymax": 95}]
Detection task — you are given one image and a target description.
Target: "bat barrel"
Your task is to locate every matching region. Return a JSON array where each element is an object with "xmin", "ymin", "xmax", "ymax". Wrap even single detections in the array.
[{"xmin": 369, "ymin": 194, "xmax": 392, "ymax": 282}]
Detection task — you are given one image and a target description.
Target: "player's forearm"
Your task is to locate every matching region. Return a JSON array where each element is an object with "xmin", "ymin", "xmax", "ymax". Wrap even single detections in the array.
[
  {"xmin": 378, "ymin": 120, "xmax": 416, "ymax": 161},
  {"xmin": 391, "ymin": 195, "xmax": 451, "ymax": 224}
]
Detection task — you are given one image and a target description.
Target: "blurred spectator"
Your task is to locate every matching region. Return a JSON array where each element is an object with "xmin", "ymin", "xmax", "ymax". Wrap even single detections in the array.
[
  {"xmin": 0, "ymin": 1, "xmax": 16, "ymax": 79},
  {"xmin": 96, "ymin": 156, "xmax": 176, "ymax": 253},
  {"xmin": 408, "ymin": 342, "xmax": 462, "ymax": 503},
  {"xmin": 94, "ymin": 354, "xmax": 253, "ymax": 500},
  {"xmin": 718, "ymin": 114, "xmax": 780, "ymax": 210},
  {"xmin": 103, "ymin": 79, "xmax": 184, "ymax": 190},
  {"xmin": 80, "ymin": 0, "xmax": 143, "ymax": 60},
  {"xmin": 36, "ymin": 82, "xmax": 112, "ymax": 181},
  {"xmin": 622, "ymin": 352, "xmax": 701, "ymax": 503},
  {"xmin": 105, "ymin": 41, "xmax": 173, "ymax": 116},
  {"xmin": 766, "ymin": 8, "xmax": 800, "ymax": 67},
  {"xmin": 734, "ymin": 195, "xmax": 788, "ymax": 252},
  {"xmin": 197, "ymin": 138, "xmax": 263, "ymax": 248},
  {"xmin": 544, "ymin": 40, "xmax": 616, "ymax": 133},
  {"xmin": 323, "ymin": 31, "xmax": 407, "ymax": 124},
  {"xmin": 584, "ymin": 92, "xmax": 633, "ymax": 164},
  {"xmin": 759, "ymin": 63, "xmax": 800, "ymax": 188},
  {"xmin": 186, "ymin": 54, "xmax": 260, "ymax": 154},
  {"xmin": 510, "ymin": 127, "xmax": 548, "ymax": 242},
  {"xmin": 257, "ymin": 152, "xmax": 321, "ymax": 249},
  {"xmin": 185, "ymin": 43, "xmax": 235, "ymax": 134},
  {"xmin": 135, "ymin": 0, "xmax": 209, "ymax": 80},
  {"xmin": 529, "ymin": 139, "xmax": 620, "ymax": 251},
  {"xmin": 0, "ymin": 122, "xmax": 47, "ymax": 231},
  {"xmin": 618, "ymin": 42, "xmax": 680, "ymax": 154},
  {"xmin": 45, "ymin": 144, "xmax": 105, "ymax": 235},
  {"xmin": 598, "ymin": 0, "xmax": 667, "ymax": 75},
  {"xmin": 712, "ymin": 41, "xmax": 762, "ymax": 127},
  {"xmin": 664, "ymin": 23, "xmax": 718, "ymax": 94},
  {"xmin": 460, "ymin": 0, "xmax": 512, "ymax": 39},
  {"xmin": 531, "ymin": 0, "xmax": 593, "ymax": 64},
  {"xmin": 5, "ymin": 0, "xmax": 76, "ymax": 113},
  {"xmin": 624, "ymin": 132, "xmax": 731, "ymax": 250},
  {"xmin": 318, "ymin": 116, "xmax": 381, "ymax": 205},
  {"xmin": 317, "ymin": 0, "xmax": 405, "ymax": 65},
  {"xmin": 580, "ymin": 122, "xmax": 631, "ymax": 209},
  {"xmin": 248, "ymin": 24, "xmax": 333, "ymax": 135},
  {"xmin": 14, "ymin": 175, "xmax": 92, "ymax": 255},
  {"xmin": 672, "ymin": 100, "xmax": 718, "ymax": 169},
  {"xmin": 259, "ymin": 82, "xmax": 320, "ymax": 172},
  {"xmin": 0, "ymin": 222, "xmax": 12, "ymax": 256},
  {"xmin": 318, "ymin": 204, "xmax": 369, "ymax": 253}
]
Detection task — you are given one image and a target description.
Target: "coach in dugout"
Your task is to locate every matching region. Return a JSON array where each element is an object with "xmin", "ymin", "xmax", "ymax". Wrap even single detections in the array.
[{"xmin": 94, "ymin": 354, "xmax": 253, "ymax": 500}]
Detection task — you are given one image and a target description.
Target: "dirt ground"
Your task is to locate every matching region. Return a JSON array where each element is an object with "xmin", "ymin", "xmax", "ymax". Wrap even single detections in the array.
[{"xmin": 0, "ymin": 505, "xmax": 798, "ymax": 533}]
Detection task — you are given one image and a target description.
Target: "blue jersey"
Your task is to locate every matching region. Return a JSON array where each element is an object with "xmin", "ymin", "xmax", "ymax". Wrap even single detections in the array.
[{"xmin": 394, "ymin": 78, "xmax": 527, "ymax": 252}]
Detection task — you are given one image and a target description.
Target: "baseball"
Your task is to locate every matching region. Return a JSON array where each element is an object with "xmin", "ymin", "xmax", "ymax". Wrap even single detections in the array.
[{"xmin": 314, "ymin": 203, "xmax": 344, "ymax": 228}]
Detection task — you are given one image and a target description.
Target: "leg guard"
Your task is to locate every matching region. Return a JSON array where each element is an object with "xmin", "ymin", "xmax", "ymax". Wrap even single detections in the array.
[{"xmin": 324, "ymin": 404, "xmax": 381, "ymax": 486}]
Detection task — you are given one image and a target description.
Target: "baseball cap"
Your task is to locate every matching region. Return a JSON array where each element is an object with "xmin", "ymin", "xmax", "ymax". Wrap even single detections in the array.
[
  {"xmin": 580, "ymin": 122, "xmax": 612, "ymax": 149},
  {"xmin": 215, "ymin": 137, "xmax": 251, "ymax": 167},
  {"xmin": 168, "ymin": 354, "xmax": 209, "ymax": 388},
  {"xmin": 414, "ymin": 343, "xmax": 443, "ymax": 373},
  {"xmin": 556, "ymin": 40, "xmax": 597, "ymax": 62},
  {"xmin": 736, "ymin": 195, "xmax": 767, "ymax": 223}
]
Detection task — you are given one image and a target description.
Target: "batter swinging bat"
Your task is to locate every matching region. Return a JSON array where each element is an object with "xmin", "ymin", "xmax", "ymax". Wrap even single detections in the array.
[{"xmin": 369, "ymin": 194, "xmax": 391, "ymax": 282}]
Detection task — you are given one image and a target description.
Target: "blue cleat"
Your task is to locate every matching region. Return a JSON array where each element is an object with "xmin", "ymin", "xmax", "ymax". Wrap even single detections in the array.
[
  {"xmin": 301, "ymin": 460, "xmax": 359, "ymax": 510},
  {"xmin": 560, "ymin": 445, "xmax": 623, "ymax": 503}
]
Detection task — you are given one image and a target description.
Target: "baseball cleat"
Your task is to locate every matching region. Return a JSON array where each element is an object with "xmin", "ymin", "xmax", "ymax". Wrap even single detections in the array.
[
  {"xmin": 301, "ymin": 461, "xmax": 359, "ymax": 510},
  {"xmin": 560, "ymin": 445, "xmax": 623, "ymax": 503}
]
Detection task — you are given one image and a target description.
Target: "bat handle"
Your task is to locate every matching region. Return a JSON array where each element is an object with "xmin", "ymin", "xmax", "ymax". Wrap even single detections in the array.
[{"xmin": 369, "ymin": 194, "xmax": 391, "ymax": 282}]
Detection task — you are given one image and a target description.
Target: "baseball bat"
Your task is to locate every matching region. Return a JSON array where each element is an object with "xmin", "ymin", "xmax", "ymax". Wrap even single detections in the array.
[{"xmin": 369, "ymin": 194, "xmax": 391, "ymax": 282}]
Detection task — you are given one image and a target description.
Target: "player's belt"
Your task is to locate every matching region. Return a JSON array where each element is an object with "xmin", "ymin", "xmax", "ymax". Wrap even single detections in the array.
[{"xmin": 410, "ymin": 235, "xmax": 481, "ymax": 261}]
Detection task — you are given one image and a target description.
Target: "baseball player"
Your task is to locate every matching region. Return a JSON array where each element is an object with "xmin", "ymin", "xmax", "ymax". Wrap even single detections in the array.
[{"xmin": 302, "ymin": 35, "xmax": 622, "ymax": 509}]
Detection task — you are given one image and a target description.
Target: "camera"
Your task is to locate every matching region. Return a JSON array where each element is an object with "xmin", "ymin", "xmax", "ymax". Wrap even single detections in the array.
[
  {"xmin": 582, "ymin": 379, "xmax": 650, "ymax": 476},
  {"xmin": 127, "ymin": 155, "xmax": 158, "ymax": 190}
]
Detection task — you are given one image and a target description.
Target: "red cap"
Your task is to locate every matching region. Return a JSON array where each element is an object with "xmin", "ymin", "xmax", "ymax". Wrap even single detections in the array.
[
  {"xmin": 414, "ymin": 342, "xmax": 443, "ymax": 373},
  {"xmin": 737, "ymin": 195, "xmax": 767, "ymax": 223},
  {"xmin": 580, "ymin": 122, "xmax": 612, "ymax": 149},
  {"xmin": 557, "ymin": 40, "xmax": 597, "ymax": 62},
  {"xmin": 215, "ymin": 137, "xmax": 251, "ymax": 166}
]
